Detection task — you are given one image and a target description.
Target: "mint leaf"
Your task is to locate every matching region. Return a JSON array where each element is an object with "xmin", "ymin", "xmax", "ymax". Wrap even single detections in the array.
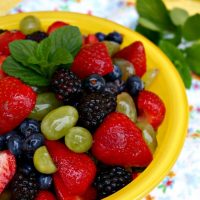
[
  {"xmin": 136, "ymin": 0, "xmax": 175, "ymax": 32},
  {"xmin": 2, "ymin": 56, "xmax": 49, "ymax": 86},
  {"xmin": 169, "ymin": 8, "xmax": 188, "ymax": 26},
  {"xmin": 9, "ymin": 40, "xmax": 42, "ymax": 74},
  {"xmin": 49, "ymin": 26, "xmax": 82, "ymax": 57},
  {"xmin": 159, "ymin": 40, "xmax": 192, "ymax": 88},
  {"xmin": 185, "ymin": 42, "xmax": 200, "ymax": 75},
  {"xmin": 182, "ymin": 14, "xmax": 200, "ymax": 41}
]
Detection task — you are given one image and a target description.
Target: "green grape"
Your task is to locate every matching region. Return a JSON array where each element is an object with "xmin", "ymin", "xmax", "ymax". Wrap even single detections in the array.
[
  {"xmin": 136, "ymin": 121, "xmax": 158, "ymax": 154},
  {"xmin": 33, "ymin": 146, "xmax": 57, "ymax": 174},
  {"xmin": 20, "ymin": 15, "xmax": 41, "ymax": 35},
  {"xmin": 0, "ymin": 189, "xmax": 11, "ymax": 200},
  {"xmin": 41, "ymin": 106, "xmax": 78, "ymax": 140},
  {"xmin": 113, "ymin": 58, "xmax": 135, "ymax": 81},
  {"xmin": 116, "ymin": 92, "xmax": 137, "ymax": 122},
  {"xmin": 29, "ymin": 93, "xmax": 63, "ymax": 121},
  {"xmin": 65, "ymin": 127, "xmax": 93, "ymax": 153},
  {"xmin": 142, "ymin": 68, "xmax": 159, "ymax": 88},
  {"xmin": 103, "ymin": 41, "xmax": 120, "ymax": 56}
]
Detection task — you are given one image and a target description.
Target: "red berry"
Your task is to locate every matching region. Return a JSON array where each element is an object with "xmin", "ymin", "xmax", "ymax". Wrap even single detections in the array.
[
  {"xmin": 0, "ymin": 30, "xmax": 25, "ymax": 56},
  {"xmin": 92, "ymin": 112, "xmax": 153, "ymax": 167},
  {"xmin": 47, "ymin": 21, "xmax": 69, "ymax": 34},
  {"xmin": 0, "ymin": 150, "xmax": 16, "ymax": 193},
  {"xmin": 83, "ymin": 34, "xmax": 99, "ymax": 45},
  {"xmin": 114, "ymin": 41, "xmax": 146, "ymax": 77},
  {"xmin": 46, "ymin": 140, "xmax": 96, "ymax": 195},
  {"xmin": 137, "ymin": 90, "xmax": 166, "ymax": 129},
  {"xmin": 71, "ymin": 42, "xmax": 113, "ymax": 79},
  {"xmin": 36, "ymin": 191, "xmax": 56, "ymax": 200},
  {"xmin": 0, "ymin": 55, "xmax": 7, "ymax": 79},
  {"xmin": 0, "ymin": 77, "xmax": 37, "ymax": 135}
]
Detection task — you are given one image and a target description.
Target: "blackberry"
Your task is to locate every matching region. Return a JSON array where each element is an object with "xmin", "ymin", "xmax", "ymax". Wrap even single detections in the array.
[
  {"xmin": 94, "ymin": 166, "xmax": 132, "ymax": 199},
  {"xmin": 78, "ymin": 92, "xmax": 116, "ymax": 130},
  {"xmin": 51, "ymin": 68, "xmax": 82, "ymax": 104},
  {"xmin": 11, "ymin": 173, "xmax": 39, "ymax": 200},
  {"xmin": 26, "ymin": 31, "xmax": 48, "ymax": 42}
]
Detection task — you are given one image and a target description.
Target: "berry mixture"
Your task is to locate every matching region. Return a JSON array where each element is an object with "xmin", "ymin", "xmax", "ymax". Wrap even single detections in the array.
[{"xmin": 0, "ymin": 15, "xmax": 166, "ymax": 200}]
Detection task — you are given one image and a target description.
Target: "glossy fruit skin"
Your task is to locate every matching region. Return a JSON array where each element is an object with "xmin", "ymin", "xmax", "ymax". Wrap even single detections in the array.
[
  {"xmin": 37, "ymin": 174, "xmax": 53, "ymax": 190},
  {"xmin": 95, "ymin": 32, "xmax": 106, "ymax": 41},
  {"xmin": 36, "ymin": 191, "xmax": 56, "ymax": 200},
  {"xmin": 0, "ymin": 55, "xmax": 7, "ymax": 79},
  {"xmin": 0, "ymin": 150, "xmax": 16, "ymax": 193},
  {"xmin": 19, "ymin": 162, "xmax": 35, "ymax": 176},
  {"xmin": 47, "ymin": 21, "xmax": 69, "ymax": 34},
  {"xmin": 18, "ymin": 119, "xmax": 40, "ymax": 138},
  {"xmin": 114, "ymin": 41, "xmax": 146, "ymax": 77},
  {"xmin": 103, "ymin": 41, "xmax": 120, "ymax": 56},
  {"xmin": 0, "ymin": 134, "xmax": 6, "ymax": 150},
  {"xmin": 4, "ymin": 130, "xmax": 18, "ymax": 142},
  {"xmin": 104, "ymin": 82, "xmax": 119, "ymax": 96},
  {"xmin": 46, "ymin": 140, "xmax": 96, "ymax": 195},
  {"xmin": 105, "ymin": 64, "xmax": 122, "ymax": 81},
  {"xmin": 7, "ymin": 135, "xmax": 23, "ymax": 157},
  {"xmin": 71, "ymin": 42, "xmax": 113, "ymax": 79},
  {"xmin": 83, "ymin": 74, "xmax": 106, "ymax": 92},
  {"xmin": 84, "ymin": 34, "xmax": 99, "ymax": 45},
  {"xmin": 92, "ymin": 112, "xmax": 153, "ymax": 167},
  {"xmin": 0, "ymin": 31, "xmax": 25, "ymax": 56},
  {"xmin": 137, "ymin": 90, "xmax": 166, "ymax": 129},
  {"xmin": 26, "ymin": 31, "xmax": 48, "ymax": 43},
  {"xmin": 105, "ymin": 31, "xmax": 123, "ymax": 44},
  {"xmin": 126, "ymin": 75, "xmax": 144, "ymax": 97},
  {"xmin": 0, "ymin": 77, "xmax": 37, "ymax": 135}
]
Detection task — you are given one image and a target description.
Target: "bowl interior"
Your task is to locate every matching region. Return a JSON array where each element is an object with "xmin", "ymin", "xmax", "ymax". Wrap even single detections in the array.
[{"xmin": 0, "ymin": 12, "xmax": 188, "ymax": 200}]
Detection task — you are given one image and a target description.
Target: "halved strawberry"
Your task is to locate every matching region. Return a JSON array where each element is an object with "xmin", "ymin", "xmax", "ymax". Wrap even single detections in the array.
[
  {"xmin": 114, "ymin": 41, "xmax": 146, "ymax": 77},
  {"xmin": 137, "ymin": 90, "xmax": 166, "ymax": 129},
  {"xmin": 0, "ymin": 30, "xmax": 25, "ymax": 56},
  {"xmin": 0, "ymin": 150, "xmax": 16, "ymax": 193},
  {"xmin": 0, "ymin": 77, "xmax": 37, "ymax": 135},
  {"xmin": 92, "ymin": 112, "xmax": 153, "ymax": 167},
  {"xmin": 71, "ymin": 42, "xmax": 113, "ymax": 79},
  {"xmin": 46, "ymin": 140, "xmax": 96, "ymax": 195},
  {"xmin": 35, "ymin": 191, "xmax": 56, "ymax": 200},
  {"xmin": 47, "ymin": 21, "xmax": 69, "ymax": 34}
]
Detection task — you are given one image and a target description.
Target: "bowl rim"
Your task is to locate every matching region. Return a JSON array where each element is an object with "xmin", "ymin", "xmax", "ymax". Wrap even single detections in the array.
[{"xmin": 0, "ymin": 11, "xmax": 189, "ymax": 200}]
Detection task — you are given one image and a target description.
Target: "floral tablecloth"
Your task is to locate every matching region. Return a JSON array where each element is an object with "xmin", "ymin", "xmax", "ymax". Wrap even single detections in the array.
[{"xmin": 6, "ymin": 0, "xmax": 200, "ymax": 199}]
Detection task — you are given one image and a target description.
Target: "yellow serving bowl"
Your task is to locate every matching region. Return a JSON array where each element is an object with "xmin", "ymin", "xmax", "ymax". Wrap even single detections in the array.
[{"xmin": 0, "ymin": 12, "xmax": 188, "ymax": 200}]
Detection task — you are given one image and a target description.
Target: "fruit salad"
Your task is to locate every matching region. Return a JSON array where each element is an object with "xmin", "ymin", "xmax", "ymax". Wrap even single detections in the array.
[{"xmin": 0, "ymin": 15, "xmax": 166, "ymax": 200}]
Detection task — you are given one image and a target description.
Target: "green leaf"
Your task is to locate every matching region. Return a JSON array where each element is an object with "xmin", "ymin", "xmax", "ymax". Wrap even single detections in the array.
[
  {"xmin": 136, "ymin": 0, "xmax": 175, "ymax": 32},
  {"xmin": 2, "ymin": 56, "xmax": 49, "ymax": 86},
  {"xmin": 183, "ymin": 14, "xmax": 200, "ymax": 41},
  {"xmin": 185, "ymin": 42, "xmax": 200, "ymax": 75},
  {"xmin": 49, "ymin": 26, "xmax": 82, "ymax": 57},
  {"xmin": 9, "ymin": 40, "xmax": 42, "ymax": 74},
  {"xmin": 169, "ymin": 8, "xmax": 189, "ymax": 26},
  {"xmin": 159, "ymin": 40, "xmax": 192, "ymax": 88}
]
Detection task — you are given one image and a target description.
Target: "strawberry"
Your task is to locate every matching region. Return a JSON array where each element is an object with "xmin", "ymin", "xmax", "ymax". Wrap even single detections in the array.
[
  {"xmin": 137, "ymin": 90, "xmax": 166, "ymax": 129},
  {"xmin": 46, "ymin": 140, "xmax": 96, "ymax": 195},
  {"xmin": 36, "ymin": 191, "xmax": 56, "ymax": 200},
  {"xmin": 71, "ymin": 42, "xmax": 113, "ymax": 79},
  {"xmin": 0, "ymin": 77, "xmax": 37, "ymax": 135},
  {"xmin": 0, "ymin": 150, "xmax": 16, "ymax": 193},
  {"xmin": 47, "ymin": 21, "xmax": 69, "ymax": 34},
  {"xmin": 83, "ymin": 34, "xmax": 99, "ymax": 45},
  {"xmin": 92, "ymin": 112, "xmax": 153, "ymax": 167},
  {"xmin": 0, "ymin": 30, "xmax": 25, "ymax": 56},
  {"xmin": 114, "ymin": 41, "xmax": 146, "ymax": 77},
  {"xmin": 0, "ymin": 55, "xmax": 7, "ymax": 79}
]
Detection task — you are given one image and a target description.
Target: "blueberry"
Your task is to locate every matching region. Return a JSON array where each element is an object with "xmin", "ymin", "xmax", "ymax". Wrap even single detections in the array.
[
  {"xmin": 22, "ymin": 133, "xmax": 44, "ymax": 154},
  {"xmin": 105, "ymin": 65, "xmax": 122, "ymax": 81},
  {"xmin": 19, "ymin": 162, "xmax": 35, "ymax": 175},
  {"xmin": 18, "ymin": 119, "xmax": 40, "ymax": 138},
  {"xmin": 5, "ymin": 130, "xmax": 18, "ymax": 142},
  {"xmin": 114, "ymin": 79, "xmax": 126, "ymax": 93},
  {"xmin": 7, "ymin": 135, "xmax": 23, "ymax": 157},
  {"xmin": 126, "ymin": 75, "xmax": 144, "ymax": 97},
  {"xmin": 83, "ymin": 74, "xmax": 106, "ymax": 92},
  {"xmin": 105, "ymin": 31, "xmax": 123, "ymax": 44},
  {"xmin": 104, "ymin": 82, "xmax": 119, "ymax": 96},
  {"xmin": 37, "ymin": 174, "xmax": 53, "ymax": 190},
  {"xmin": 0, "ymin": 135, "xmax": 6, "ymax": 150},
  {"xmin": 95, "ymin": 32, "xmax": 106, "ymax": 41}
]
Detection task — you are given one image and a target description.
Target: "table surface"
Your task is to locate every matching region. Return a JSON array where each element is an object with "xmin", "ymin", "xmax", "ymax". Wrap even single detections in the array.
[{"xmin": 1, "ymin": 0, "xmax": 200, "ymax": 200}]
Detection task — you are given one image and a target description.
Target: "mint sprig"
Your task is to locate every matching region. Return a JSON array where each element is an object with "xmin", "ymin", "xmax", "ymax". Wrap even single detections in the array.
[
  {"xmin": 2, "ymin": 25, "xmax": 82, "ymax": 86},
  {"xmin": 136, "ymin": 0, "xmax": 200, "ymax": 88}
]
